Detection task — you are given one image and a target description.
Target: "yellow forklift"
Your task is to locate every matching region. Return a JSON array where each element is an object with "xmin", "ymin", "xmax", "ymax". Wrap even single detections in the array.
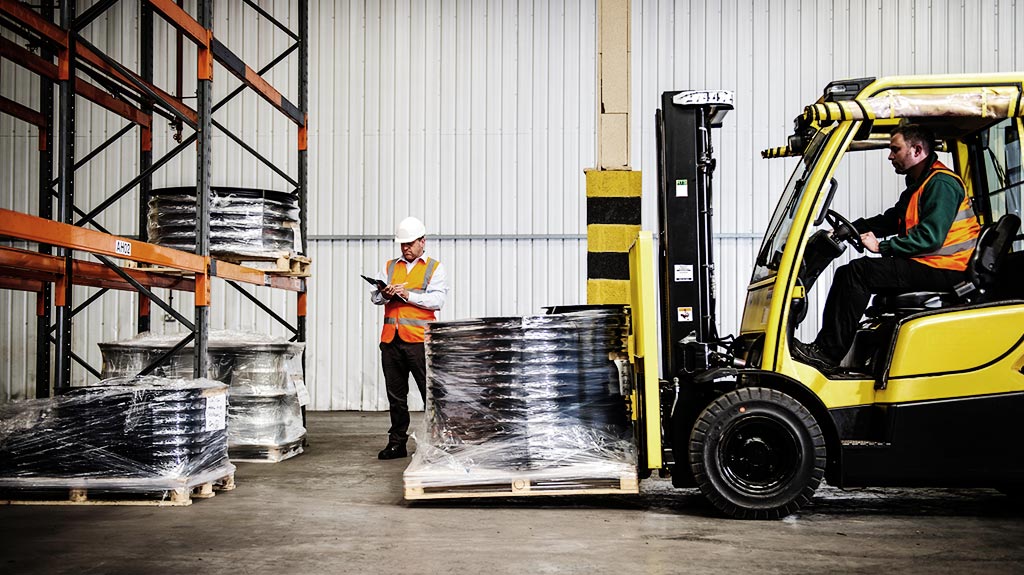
[{"xmin": 632, "ymin": 75, "xmax": 1024, "ymax": 519}]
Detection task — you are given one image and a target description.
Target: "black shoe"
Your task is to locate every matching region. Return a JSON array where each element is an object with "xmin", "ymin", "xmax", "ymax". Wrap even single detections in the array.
[
  {"xmin": 792, "ymin": 340, "xmax": 837, "ymax": 371},
  {"xmin": 378, "ymin": 443, "xmax": 408, "ymax": 460}
]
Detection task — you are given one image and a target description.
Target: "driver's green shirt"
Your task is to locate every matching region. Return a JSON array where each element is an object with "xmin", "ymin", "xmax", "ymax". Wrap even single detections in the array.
[{"xmin": 853, "ymin": 154, "xmax": 967, "ymax": 258}]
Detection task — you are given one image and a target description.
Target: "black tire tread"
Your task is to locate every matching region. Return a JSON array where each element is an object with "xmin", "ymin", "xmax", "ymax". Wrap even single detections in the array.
[{"xmin": 688, "ymin": 386, "xmax": 826, "ymax": 520}]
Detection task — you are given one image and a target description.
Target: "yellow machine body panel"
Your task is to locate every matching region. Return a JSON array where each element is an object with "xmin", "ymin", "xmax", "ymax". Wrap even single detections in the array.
[
  {"xmin": 881, "ymin": 304, "xmax": 1024, "ymax": 399},
  {"xmin": 627, "ymin": 231, "xmax": 663, "ymax": 470}
]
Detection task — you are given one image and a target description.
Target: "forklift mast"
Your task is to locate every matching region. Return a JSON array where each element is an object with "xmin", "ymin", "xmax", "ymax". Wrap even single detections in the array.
[{"xmin": 655, "ymin": 91, "xmax": 734, "ymax": 379}]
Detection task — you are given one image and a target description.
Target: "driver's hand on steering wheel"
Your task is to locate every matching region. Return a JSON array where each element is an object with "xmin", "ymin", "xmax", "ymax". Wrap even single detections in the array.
[{"xmin": 860, "ymin": 231, "xmax": 880, "ymax": 253}]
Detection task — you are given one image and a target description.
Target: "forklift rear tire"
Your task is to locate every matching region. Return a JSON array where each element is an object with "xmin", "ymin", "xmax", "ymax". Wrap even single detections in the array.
[{"xmin": 689, "ymin": 387, "xmax": 826, "ymax": 520}]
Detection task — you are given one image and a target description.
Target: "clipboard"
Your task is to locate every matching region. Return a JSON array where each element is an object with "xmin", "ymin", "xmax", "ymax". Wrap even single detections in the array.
[{"xmin": 361, "ymin": 274, "xmax": 407, "ymax": 302}]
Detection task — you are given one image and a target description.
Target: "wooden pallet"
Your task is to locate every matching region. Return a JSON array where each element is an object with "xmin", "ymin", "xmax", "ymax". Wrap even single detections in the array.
[
  {"xmin": 123, "ymin": 260, "xmax": 193, "ymax": 276},
  {"xmin": 218, "ymin": 253, "xmax": 311, "ymax": 277},
  {"xmin": 229, "ymin": 438, "xmax": 304, "ymax": 463},
  {"xmin": 404, "ymin": 472, "xmax": 638, "ymax": 500},
  {"xmin": 0, "ymin": 473, "xmax": 235, "ymax": 507},
  {"xmin": 124, "ymin": 253, "xmax": 311, "ymax": 277}
]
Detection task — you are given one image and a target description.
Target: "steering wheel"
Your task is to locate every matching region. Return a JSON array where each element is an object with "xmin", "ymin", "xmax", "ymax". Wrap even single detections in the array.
[{"xmin": 824, "ymin": 209, "xmax": 864, "ymax": 253}]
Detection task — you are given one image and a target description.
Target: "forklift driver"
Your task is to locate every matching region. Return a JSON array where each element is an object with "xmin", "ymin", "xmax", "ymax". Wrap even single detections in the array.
[{"xmin": 794, "ymin": 123, "xmax": 982, "ymax": 370}]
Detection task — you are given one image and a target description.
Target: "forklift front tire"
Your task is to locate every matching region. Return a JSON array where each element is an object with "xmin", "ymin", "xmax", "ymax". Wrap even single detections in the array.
[{"xmin": 689, "ymin": 387, "xmax": 826, "ymax": 520}]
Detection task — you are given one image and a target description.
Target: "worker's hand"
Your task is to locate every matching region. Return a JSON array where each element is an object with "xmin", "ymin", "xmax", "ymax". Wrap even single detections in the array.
[
  {"xmin": 392, "ymin": 284, "xmax": 409, "ymax": 300},
  {"xmin": 860, "ymin": 231, "xmax": 880, "ymax": 253},
  {"xmin": 382, "ymin": 283, "xmax": 409, "ymax": 300}
]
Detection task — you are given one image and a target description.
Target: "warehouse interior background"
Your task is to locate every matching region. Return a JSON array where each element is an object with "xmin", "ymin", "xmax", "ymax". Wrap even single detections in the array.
[{"xmin": 3, "ymin": 0, "xmax": 1024, "ymax": 410}]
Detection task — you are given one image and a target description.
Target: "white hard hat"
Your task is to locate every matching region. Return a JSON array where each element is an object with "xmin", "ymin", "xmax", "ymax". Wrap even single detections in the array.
[{"xmin": 394, "ymin": 216, "xmax": 427, "ymax": 243}]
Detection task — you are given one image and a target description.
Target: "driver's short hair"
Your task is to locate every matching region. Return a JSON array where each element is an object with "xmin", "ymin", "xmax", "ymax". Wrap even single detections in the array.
[{"xmin": 892, "ymin": 123, "xmax": 936, "ymax": 155}]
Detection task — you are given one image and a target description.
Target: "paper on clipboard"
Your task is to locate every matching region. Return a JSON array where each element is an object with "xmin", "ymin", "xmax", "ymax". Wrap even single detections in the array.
[{"xmin": 361, "ymin": 274, "xmax": 407, "ymax": 302}]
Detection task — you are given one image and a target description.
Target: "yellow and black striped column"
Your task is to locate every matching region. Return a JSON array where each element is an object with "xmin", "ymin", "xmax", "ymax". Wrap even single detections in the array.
[{"xmin": 585, "ymin": 169, "xmax": 642, "ymax": 304}]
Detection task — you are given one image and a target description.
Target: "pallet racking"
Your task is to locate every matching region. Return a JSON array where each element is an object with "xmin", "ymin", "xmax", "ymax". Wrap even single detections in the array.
[{"xmin": 0, "ymin": 0, "xmax": 309, "ymax": 396}]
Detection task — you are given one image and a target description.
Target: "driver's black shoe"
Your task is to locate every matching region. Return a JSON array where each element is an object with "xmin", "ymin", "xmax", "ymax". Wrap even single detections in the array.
[
  {"xmin": 378, "ymin": 443, "xmax": 408, "ymax": 460},
  {"xmin": 792, "ymin": 340, "xmax": 838, "ymax": 371}
]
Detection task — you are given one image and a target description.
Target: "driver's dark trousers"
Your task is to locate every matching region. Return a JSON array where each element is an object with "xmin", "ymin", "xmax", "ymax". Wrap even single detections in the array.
[{"xmin": 815, "ymin": 256, "xmax": 966, "ymax": 361}]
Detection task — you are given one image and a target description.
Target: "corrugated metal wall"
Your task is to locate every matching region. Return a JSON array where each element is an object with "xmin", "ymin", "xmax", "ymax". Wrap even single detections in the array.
[{"xmin": 3, "ymin": 0, "xmax": 1024, "ymax": 406}]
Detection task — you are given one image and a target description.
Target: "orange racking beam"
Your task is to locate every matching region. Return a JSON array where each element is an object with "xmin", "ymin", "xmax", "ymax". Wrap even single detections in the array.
[
  {"xmin": 0, "ymin": 246, "xmax": 196, "ymax": 292},
  {"xmin": 0, "ymin": 94, "xmax": 46, "ymax": 128},
  {"xmin": 1, "ymin": 37, "xmax": 151, "ymax": 127},
  {"xmin": 0, "ymin": 35, "xmax": 54, "ymax": 77},
  {"xmin": 0, "ymin": 0, "xmax": 63, "ymax": 46},
  {"xmin": 76, "ymin": 42, "xmax": 197, "ymax": 126},
  {"xmin": 76, "ymin": 81, "xmax": 152, "ymax": 127},
  {"xmin": 0, "ymin": 208, "xmax": 208, "ymax": 272},
  {"xmin": 144, "ymin": 0, "xmax": 208, "ymax": 47},
  {"xmin": 0, "ymin": 1, "xmax": 195, "ymax": 126},
  {"xmin": 137, "ymin": 0, "xmax": 302, "ymax": 125},
  {"xmin": 0, "ymin": 277, "xmax": 46, "ymax": 292},
  {"xmin": 211, "ymin": 38, "xmax": 304, "ymax": 126}
]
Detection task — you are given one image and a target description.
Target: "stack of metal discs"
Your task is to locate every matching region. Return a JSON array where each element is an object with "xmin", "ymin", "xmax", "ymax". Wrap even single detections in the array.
[
  {"xmin": 424, "ymin": 307, "xmax": 630, "ymax": 471},
  {"xmin": 98, "ymin": 332, "xmax": 306, "ymax": 461},
  {"xmin": 147, "ymin": 186, "xmax": 299, "ymax": 256},
  {"xmin": 0, "ymin": 378, "xmax": 229, "ymax": 480}
]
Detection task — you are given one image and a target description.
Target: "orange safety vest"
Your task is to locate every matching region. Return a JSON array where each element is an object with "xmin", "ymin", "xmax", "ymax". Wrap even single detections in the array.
[
  {"xmin": 380, "ymin": 257, "xmax": 440, "ymax": 343},
  {"xmin": 904, "ymin": 160, "xmax": 981, "ymax": 272}
]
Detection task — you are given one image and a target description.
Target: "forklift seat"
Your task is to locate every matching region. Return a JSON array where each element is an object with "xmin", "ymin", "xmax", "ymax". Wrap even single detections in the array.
[{"xmin": 865, "ymin": 213, "xmax": 1021, "ymax": 317}]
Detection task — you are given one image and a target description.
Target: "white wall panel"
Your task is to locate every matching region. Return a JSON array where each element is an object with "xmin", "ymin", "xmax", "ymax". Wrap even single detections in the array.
[{"xmin": 6, "ymin": 1, "xmax": 1024, "ymax": 405}]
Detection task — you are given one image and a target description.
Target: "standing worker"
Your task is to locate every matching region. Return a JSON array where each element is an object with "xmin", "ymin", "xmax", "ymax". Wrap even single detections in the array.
[{"xmin": 370, "ymin": 216, "xmax": 448, "ymax": 459}]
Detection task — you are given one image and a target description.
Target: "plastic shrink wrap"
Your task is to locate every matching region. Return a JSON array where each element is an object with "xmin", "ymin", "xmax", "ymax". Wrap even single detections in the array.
[
  {"xmin": 147, "ymin": 187, "xmax": 299, "ymax": 258},
  {"xmin": 99, "ymin": 331, "xmax": 306, "ymax": 461},
  {"xmin": 0, "ymin": 377, "xmax": 234, "ymax": 491},
  {"xmin": 404, "ymin": 307, "xmax": 637, "ymax": 490}
]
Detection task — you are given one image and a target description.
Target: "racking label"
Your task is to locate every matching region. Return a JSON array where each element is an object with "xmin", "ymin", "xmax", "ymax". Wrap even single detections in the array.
[{"xmin": 115, "ymin": 239, "xmax": 132, "ymax": 256}]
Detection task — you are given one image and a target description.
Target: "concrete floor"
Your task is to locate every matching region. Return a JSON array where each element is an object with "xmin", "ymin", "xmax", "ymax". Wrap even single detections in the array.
[{"xmin": 1, "ymin": 411, "xmax": 1023, "ymax": 575}]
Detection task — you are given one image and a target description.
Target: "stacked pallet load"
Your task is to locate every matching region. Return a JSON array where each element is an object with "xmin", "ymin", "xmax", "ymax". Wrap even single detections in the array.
[
  {"xmin": 403, "ymin": 307, "xmax": 638, "ymax": 499},
  {"xmin": 0, "ymin": 377, "xmax": 234, "ymax": 505},
  {"xmin": 99, "ymin": 331, "xmax": 307, "ymax": 462},
  {"xmin": 147, "ymin": 186, "xmax": 299, "ymax": 258}
]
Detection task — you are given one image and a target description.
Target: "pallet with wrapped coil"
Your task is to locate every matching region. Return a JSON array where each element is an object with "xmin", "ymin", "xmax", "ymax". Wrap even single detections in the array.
[
  {"xmin": 0, "ymin": 377, "xmax": 235, "ymax": 506},
  {"xmin": 98, "ymin": 331, "xmax": 307, "ymax": 463},
  {"xmin": 147, "ymin": 186, "xmax": 300, "ymax": 258},
  {"xmin": 403, "ymin": 307, "xmax": 638, "ymax": 500}
]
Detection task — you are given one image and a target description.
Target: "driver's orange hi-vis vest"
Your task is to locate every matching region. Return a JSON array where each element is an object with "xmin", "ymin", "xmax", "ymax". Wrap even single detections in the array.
[
  {"xmin": 380, "ymin": 257, "xmax": 439, "ymax": 343},
  {"xmin": 904, "ymin": 160, "xmax": 981, "ymax": 272}
]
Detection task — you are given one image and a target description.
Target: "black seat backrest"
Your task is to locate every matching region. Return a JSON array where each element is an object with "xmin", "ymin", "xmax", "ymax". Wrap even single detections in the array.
[{"xmin": 968, "ymin": 213, "xmax": 1021, "ymax": 290}]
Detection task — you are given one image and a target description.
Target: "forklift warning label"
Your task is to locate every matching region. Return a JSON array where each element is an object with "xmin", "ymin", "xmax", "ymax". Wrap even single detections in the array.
[
  {"xmin": 675, "ymin": 179, "xmax": 689, "ymax": 197},
  {"xmin": 677, "ymin": 307, "xmax": 693, "ymax": 322},
  {"xmin": 674, "ymin": 264, "xmax": 694, "ymax": 282}
]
